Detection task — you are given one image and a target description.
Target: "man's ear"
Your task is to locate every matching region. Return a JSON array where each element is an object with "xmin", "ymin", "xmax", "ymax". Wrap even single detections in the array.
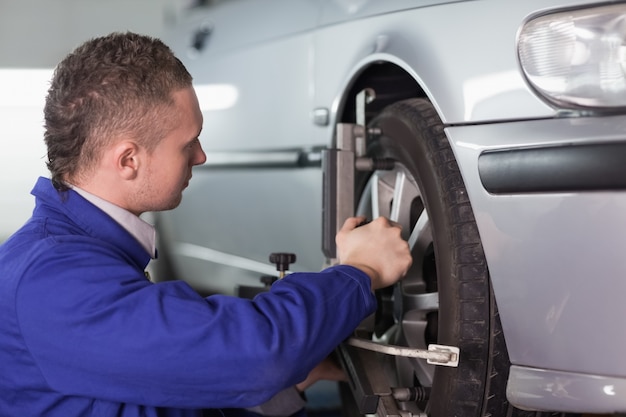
[{"xmin": 114, "ymin": 141, "xmax": 141, "ymax": 180}]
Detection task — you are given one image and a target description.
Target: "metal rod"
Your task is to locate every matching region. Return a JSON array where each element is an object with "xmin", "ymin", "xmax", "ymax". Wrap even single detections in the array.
[{"xmin": 345, "ymin": 337, "xmax": 459, "ymax": 367}]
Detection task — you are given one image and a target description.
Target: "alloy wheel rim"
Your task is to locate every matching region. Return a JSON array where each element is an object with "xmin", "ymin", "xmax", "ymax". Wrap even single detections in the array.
[{"xmin": 357, "ymin": 163, "xmax": 439, "ymax": 392}]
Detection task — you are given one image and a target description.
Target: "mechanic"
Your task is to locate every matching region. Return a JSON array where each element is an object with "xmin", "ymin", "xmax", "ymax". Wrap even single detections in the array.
[{"xmin": 0, "ymin": 32, "xmax": 412, "ymax": 417}]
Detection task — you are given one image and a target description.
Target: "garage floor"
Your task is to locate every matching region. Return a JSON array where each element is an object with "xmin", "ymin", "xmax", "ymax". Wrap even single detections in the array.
[
  {"xmin": 305, "ymin": 392, "xmax": 622, "ymax": 417},
  {"xmin": 306, "ymin": 381, "xmax": 342, "ymax": 416}
]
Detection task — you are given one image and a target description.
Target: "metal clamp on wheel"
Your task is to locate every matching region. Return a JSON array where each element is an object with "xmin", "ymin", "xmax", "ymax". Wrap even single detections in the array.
[{"xmin": 322, "ymin": 88, "xmax": 462, "ymax": 417}]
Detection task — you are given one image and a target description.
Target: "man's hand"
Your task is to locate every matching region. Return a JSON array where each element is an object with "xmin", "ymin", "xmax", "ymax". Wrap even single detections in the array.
[
  {"xmin": 335, "ymin": 216, "xmax": 412, "ymax": 291},
  {"xmin": 295, "ymin": 355, "xmax": 347, "ymax": 392}
]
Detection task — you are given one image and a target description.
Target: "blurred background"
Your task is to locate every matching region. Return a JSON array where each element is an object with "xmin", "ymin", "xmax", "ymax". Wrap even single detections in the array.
[{"xmin": 0, "ymin": 0, "xmax": 211, "ymax": 241}]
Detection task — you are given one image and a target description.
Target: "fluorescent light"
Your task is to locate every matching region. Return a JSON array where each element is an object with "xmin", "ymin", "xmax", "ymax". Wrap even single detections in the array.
[
  {"xmin": 194, "ymin": 83, "xmax": 239, "ymax": 111},
  {"xmin": 0, "ymin": 69, "xmax": 52, "ymax": 108}
]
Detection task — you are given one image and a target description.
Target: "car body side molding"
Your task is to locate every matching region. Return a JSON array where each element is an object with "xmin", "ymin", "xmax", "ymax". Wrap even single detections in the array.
[
  {"xmin": 198, "ymin": 147, "xmax": 324, "ymax": 170},
  {"xmin": 478, "ymin": 141, "xmax": 626, "ymax": 194}
]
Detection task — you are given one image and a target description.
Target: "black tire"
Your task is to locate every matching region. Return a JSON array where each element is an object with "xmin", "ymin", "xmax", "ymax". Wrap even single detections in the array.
[{"xmin": 348, "ymin": 98, "xmax": 574, "ymax": 417}]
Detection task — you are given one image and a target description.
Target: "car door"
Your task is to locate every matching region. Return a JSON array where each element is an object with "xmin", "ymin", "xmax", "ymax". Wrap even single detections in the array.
[{"xmin": 157, "ymin": 0, "xmax": 326, "ymax": 295}]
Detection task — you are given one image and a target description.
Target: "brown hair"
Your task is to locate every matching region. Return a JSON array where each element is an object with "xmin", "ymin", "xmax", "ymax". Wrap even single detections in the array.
[{"xmin": 44, "ymin": 31, "xmax": 193, "ymax": 190}]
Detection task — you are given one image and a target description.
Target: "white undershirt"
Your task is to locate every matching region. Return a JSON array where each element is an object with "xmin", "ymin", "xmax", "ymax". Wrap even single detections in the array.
[{"xmin": 70, "ymin": 185, "xmax": 157, "ymax": 259}]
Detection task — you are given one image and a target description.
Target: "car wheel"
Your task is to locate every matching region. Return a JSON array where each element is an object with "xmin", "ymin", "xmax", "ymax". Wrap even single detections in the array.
[{"xmin": 349, "ymin": 98, "xmax": 573, "ymax": 417}]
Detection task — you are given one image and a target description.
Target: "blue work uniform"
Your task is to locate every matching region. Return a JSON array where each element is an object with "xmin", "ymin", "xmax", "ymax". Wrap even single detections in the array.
[{"xmin": 0, "ymin": 177, "xmax": 376, "ymax": 417}]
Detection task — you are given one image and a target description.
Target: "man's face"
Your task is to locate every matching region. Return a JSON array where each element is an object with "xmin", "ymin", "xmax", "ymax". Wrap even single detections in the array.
[{"xmin": 136, "ymin": 86, "xmax": 206, "ymax": 213}]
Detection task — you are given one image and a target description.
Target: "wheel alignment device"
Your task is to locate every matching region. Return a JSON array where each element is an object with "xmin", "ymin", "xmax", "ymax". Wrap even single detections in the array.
[{"xmin": 321, "ymin": 89, "xmax": 460, "ymax": 417}]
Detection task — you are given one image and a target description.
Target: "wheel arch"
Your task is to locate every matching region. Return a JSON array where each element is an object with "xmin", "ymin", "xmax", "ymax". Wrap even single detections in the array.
[
  {"xmin": 333, "ymin": 57, "xmax": 430, "ymax": 129},
  {"xmin": 328, "ymin": 56, "xmax": 500, "ymax": 295}
]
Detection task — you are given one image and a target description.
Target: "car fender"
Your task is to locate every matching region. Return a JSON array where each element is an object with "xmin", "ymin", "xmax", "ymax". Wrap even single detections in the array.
[{"xmin": 313, "ymin": 0, "xmax": 605, "ymax": 137}]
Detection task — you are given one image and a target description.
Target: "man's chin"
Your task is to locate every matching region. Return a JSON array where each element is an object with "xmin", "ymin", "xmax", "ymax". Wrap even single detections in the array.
[{"xmin": 154, "ymin": 195, "xmax": 183, "ymax": 213}]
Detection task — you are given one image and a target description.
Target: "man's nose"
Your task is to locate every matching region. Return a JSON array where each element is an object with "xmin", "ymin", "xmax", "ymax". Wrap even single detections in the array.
[{"xmin": 194, "ymin": 147, "xmax": 207, "ymax": 166}]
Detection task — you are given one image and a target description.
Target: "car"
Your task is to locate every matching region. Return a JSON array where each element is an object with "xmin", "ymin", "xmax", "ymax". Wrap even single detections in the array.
[{"xmin": 153, "ymin": 1, "xmax": 626, "ymax": 416}]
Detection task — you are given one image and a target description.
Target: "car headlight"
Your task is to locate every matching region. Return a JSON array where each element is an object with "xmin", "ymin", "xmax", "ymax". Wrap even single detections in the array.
[{"xmin": 518, "ymin": 3, "xmax": 626, "ymax": 110}]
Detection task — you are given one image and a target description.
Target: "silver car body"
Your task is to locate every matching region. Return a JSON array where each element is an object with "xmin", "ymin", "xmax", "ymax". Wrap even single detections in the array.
[{"xmin": 158, "ymin": 0, "xmax": 626, "ymax": 413}]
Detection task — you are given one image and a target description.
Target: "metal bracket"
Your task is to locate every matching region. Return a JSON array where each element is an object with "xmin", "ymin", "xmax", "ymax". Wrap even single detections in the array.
[
  {"xmin": 321, "ymin": 88, "xmax": 394, "ymax": 259},
  {"xmin": 321, "ymin": 124, "xmax": 355, "ymax": 259},
  {"xmin": 322, "ymin": 88, "xmax": 377, "ymax": 259},
  {"xmin": 337, "ymin": 338, "xmax": 458, "ymax": 416},
  {"xmin": 338, "ymin": 344, "xmax": 429, "ymax": 417}
]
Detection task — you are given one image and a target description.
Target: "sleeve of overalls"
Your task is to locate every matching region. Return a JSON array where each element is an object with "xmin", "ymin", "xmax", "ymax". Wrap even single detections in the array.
[{"xmin": 17, "ymin": 253, "xmax": 376, "ymax": 410}]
